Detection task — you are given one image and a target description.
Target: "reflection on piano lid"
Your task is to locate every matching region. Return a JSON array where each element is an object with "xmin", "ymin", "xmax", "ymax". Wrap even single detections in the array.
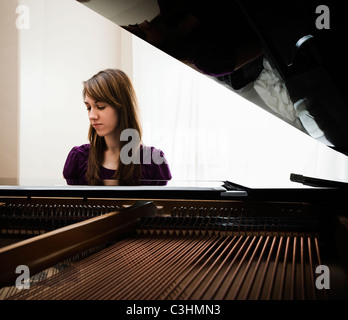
[{"xmin": 77, "ymin": 0, "xmax": 348, "ymax": 155}]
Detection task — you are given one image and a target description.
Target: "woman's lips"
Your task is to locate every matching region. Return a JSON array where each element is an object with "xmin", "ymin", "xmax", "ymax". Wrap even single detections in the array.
[{"xmin": 92, "ymin": 123, "xmax": 102, "ymax": 129}]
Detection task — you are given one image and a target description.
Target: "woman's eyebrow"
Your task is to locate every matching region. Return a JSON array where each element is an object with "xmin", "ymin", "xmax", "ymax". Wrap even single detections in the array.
[{"xmin": 84, "ymin": 100, "xmax": 100, "ymax": 105}]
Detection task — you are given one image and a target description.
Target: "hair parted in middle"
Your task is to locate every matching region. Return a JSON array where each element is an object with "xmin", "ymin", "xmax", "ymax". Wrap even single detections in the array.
[{"xmin": 83, "ymin": 68, "xmax": 143, "ymax": 185}]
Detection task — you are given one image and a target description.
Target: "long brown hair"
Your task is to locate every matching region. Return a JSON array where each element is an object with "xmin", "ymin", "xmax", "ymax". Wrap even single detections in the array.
[{"xmin": 83, "ymin": 69, "xmax": 142, "ymax": 185}]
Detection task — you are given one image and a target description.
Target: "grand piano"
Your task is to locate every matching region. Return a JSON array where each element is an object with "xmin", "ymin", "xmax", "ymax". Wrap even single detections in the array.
[{"xmin": 1, "ymin": 0, "xmax": 348, "ymax": 304}]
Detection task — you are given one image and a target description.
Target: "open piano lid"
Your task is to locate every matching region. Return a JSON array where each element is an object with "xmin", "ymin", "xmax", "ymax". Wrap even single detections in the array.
[{"xmin": 77, "ymin": 0, "xmax": 348, "ymax": 156}]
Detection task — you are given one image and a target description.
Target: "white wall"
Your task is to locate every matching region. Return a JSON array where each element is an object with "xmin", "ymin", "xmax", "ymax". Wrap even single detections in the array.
[
  {"xmin": 18, "ymin": 0, "xmax": 133, "ymax": 185},
  {"xmin": 0, "ymin": 0, "xmax": 20, "ymax": 185}
]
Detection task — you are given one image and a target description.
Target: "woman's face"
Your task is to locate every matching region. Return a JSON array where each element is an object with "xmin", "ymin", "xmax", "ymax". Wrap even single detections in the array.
[
  {"xmin": 84, "ymin": 95, "xmax": 119, "ymax": 138},
  {"xmin": 125, "ymin": 13, "xmax": 200, "ymax": 47}
]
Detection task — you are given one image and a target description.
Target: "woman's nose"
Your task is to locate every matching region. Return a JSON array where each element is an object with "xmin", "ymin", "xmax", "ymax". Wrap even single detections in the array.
[
  {"xmin": 139, "ymin": 20, "xmax": 151, "ymax": 30},
  {"xmin": 89, "ymin": 108, "xmax": 98, "ymax": 120}
]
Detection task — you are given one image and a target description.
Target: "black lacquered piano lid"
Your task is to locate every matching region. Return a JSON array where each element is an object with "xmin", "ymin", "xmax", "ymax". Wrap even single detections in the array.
[{"xmin": 76, "ymin": 0, "xmax": 348, "ymax": 155}]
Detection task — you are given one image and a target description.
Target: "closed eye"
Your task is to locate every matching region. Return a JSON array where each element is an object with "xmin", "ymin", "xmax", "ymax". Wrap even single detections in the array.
[{"xmin": 85, "ymin": 105, "xmax": 106, "ymax": 111}]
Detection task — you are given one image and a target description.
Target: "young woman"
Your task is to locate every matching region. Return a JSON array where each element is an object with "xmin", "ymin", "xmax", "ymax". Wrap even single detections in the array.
[{"xmin": 63, "ymin": 69, "xmax": 172, "ymax": 186}]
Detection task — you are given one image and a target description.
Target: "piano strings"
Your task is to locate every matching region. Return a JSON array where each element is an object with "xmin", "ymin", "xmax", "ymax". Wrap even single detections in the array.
[{"xmin": 0, "ymin": 202, "xmax": 326, "ymax": 300}]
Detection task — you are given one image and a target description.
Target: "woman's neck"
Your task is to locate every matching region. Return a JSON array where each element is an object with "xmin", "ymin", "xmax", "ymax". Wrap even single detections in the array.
[
  {"xmin": 102, "ymin": 134, "xmax": 121, "ymax": 170},
  {"xmin": 104, "ymin": 133, "xmax": 121, "ymax": 153},
  {"xmin": 105, "ymin": 137, "xmax": 121, "ymax": 153}
]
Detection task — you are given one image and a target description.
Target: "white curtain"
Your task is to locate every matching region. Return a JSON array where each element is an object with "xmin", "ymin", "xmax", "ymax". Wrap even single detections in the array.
[{"xmin": 131, "ymin": 36, "xmax": 348, "ymax": 188}]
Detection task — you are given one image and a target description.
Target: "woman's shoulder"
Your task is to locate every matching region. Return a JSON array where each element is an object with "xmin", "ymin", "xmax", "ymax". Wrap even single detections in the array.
[
  {"xmin": 140, "ymin": 145, "xmax": 172, "ymax": 184},
  {"xmin": 69, "ymin": 143, "xmax": 90, "ymax": 156},
  {"xmin": 65, "ymin": 143, "xmax": 89, "ymax": 161},
  {"xmin": 140, "ymin": 145, "xmax": 168, "ymax": 164},
  {"xmin": 65, "ymin": 144, "xmax": 90, "ymax": 163},
  {"xmin": 63, "ymin": 144, "xmax": 90, "ymax": 182}
]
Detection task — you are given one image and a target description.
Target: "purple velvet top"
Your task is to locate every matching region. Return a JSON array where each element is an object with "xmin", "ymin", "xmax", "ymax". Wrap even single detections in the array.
[{"xmin": 63, "ymin": 144, "xmax": 172, "ymax": 185}]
